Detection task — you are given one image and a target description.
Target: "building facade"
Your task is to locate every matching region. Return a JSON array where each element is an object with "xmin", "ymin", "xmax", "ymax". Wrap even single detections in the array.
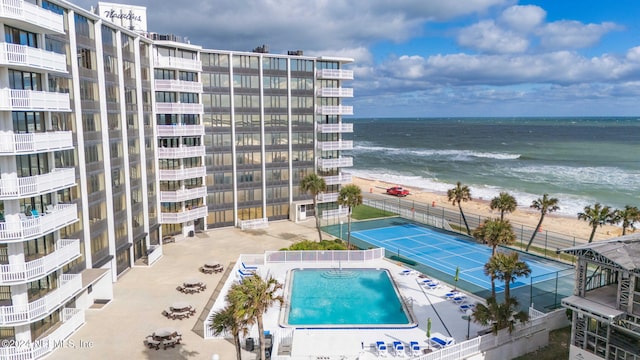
[
  {"xmin": 0, "ymin": 0, "xmax": 352, "ymax": 358},
  {"xmin": 561, "ymin": 235, "xmax": 640, "ymax": 360}
]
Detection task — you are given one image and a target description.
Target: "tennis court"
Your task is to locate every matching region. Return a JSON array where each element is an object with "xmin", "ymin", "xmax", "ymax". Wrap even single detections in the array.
[{"xmin": 347, "ymin": 222, "xmax": 571, "ymax": 294}]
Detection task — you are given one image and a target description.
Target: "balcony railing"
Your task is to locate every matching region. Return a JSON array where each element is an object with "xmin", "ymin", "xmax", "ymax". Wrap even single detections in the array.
[
  {"xmin": 0, "ymin": 43, "xmax": 67, "ymax": 73},
  {"xmin": 316, "ymin": 69, "xmax": 354, "ymax": 80},
  {"xmin": 323, "ymin": 173, "xmax": 352, "ymax": 186},
  {"xmin": 0, "ymin": 204, "xmax": 78, "ymax": 242},
  {"xmin": 316, "ymin": 105, "xmax": 353, "ymax": 116},
  {"xmin": 157, "ymin": 124, "xmax": 204, "ymax": 137},
  {"xmin": 0, "ymin": 89, "xmax": 70, "ymax": 112},
  {"xmin": 0, "ymin": 308, "xmax": 84, "ymax": 360},
  {"xmin": 318, "ymin": 156, "xmax": 353, "ymax": 169},
  {"xmin": 160, "ymin": 206, "xmax": 207, "ymax": 224},
  {"xmin": 153, "ymin": 55, "xmax": 202, "ymax": 72},
  {"xmin": 317, "ymin": 140, "xmax": 353, "ymax": 151},
  {"xmin": 317, "ymin": 123, "xmax": 353, "ymax": 133},
  {"xmin": 0, "ymin": 131, "xmax": 73, "ymax": 154},
  {"xmin": 0, "ymin": 273, "xmax": 81, "ymax": 326},
  {"xmin": 159, "ymin": 186, "xmax": 207, "ymax": 202},
  {"xmin": 316, "ymin": 87, "xmax": 353, "ymax": 97},
  {"xmin": 157, "ymin": 145, "xmax": 205, "ymax": 159},
  {"xmin": 155, "ymin": 102, "xmax": 203, "ymax": 115},
  {"xmin": 317, "ymin": 192, "xmax": 339, "ymax": 203},
  {"xmin": 0, "ymin": 168, "xmax": 75, "ymax": 199},
  {"xmin": 158, "ymin": 166, "xmax": 206, "ymax": 181},
  {"xmin": 154, "ymin": 79, "xmax": 203, "ymax": 93},
  {"xmin": 0, "ymin": 0, "xmax": 64, "ymax": 34},
  {"xmin": 0, "ymin": 239, "xmax": 80, "ymax": 284}
]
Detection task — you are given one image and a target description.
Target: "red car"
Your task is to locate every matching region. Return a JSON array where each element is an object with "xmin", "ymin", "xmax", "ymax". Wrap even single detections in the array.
[{"xmin": 386, "ymin": 186, "xmax": 410, "ymax": 197}]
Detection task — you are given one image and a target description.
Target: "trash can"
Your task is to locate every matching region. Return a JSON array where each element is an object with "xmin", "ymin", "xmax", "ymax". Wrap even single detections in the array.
[
  {"xmin": 245, "ymin": 337, "xmax": 254, "ymax": 351},
  {"xmin": 188, "ymin": 230, "xmax": 195, "ymax": 237}
]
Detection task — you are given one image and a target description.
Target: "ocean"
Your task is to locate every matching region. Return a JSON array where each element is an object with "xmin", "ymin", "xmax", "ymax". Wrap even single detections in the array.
[{"xmin": 344, "ymin": 117, "xmax": 640, "ymax": 217}]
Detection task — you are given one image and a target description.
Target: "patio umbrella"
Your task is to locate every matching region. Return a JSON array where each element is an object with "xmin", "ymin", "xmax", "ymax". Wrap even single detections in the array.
[
  {"xmin": 454, "ymin": 266, "xmax": 460, "ymax": 290},
  {"xmin": 426, "ymin": 317, "xmax": 432, "ymax": 348}
]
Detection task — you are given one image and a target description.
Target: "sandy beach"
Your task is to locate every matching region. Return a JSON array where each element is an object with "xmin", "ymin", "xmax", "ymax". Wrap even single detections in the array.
[{"xmin": 352, "ymin": 176, "xmax": 623, "ymax": 242}]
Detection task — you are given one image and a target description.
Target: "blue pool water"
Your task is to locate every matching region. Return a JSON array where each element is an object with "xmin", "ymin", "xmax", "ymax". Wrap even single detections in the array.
[{"xmin": 285, "ymin": 268, "xmax": 411, "ymax": 327}]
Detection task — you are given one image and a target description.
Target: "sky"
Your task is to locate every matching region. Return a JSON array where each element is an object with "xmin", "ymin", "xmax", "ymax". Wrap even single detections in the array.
[{"xmin": 76, "ymin": 0, "xmax": 640, "ymax": 117}]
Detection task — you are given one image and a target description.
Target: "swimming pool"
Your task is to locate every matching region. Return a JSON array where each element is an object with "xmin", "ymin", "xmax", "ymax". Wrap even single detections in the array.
[{"xmin": 281, "ymin": 268, "xmax": 416, "ymax": 329}]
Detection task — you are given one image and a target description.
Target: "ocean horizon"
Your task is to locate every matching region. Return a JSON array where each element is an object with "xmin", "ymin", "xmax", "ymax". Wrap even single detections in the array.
[{"xmin": 343, "ymin": 117, "xmax": 640, "ymax": 218}]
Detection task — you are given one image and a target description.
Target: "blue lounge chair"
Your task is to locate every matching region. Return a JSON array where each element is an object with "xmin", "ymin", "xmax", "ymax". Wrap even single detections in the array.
[
  {"xmin": 241, "ymin": 262, "xmax": 258, "ymax": 271},
  {"xmin": 376, "ymin": 341, "xmax": 388, "ymax": 357},
  {"xmin": 238, "ymin": 269, "xmax": 254, "ymax": 277},
  {"xmin": 429, "ymin": 333, "xmax": 455, "ymax": 349},
  {"xmin": 459, "ymin": 303, "xmax": 476, "ymax": 312},
  {"xmin": 31, "ymin": 209, "xmax": 40, "ymax": 218},
  {"xmin": 452, "ymin": 295, "xmax": 467, "ymax": 304},
  {"xmin": 410, "ymin": 341, "xmax": 421, "ymax": 356},
  {"xmin": 393, "ymin": 341, "xmax": 405, "ymax": 357}
]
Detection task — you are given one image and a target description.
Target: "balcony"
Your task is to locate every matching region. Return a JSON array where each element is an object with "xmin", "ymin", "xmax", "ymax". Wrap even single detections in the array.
[
  {"xmin": 157, "ymin": 145, "xmax": 205, "ymax": 159},
  {"xmin": 160, "ymin": 206, "xmax": 207, "ymax": 224},
  {"xmin": 0, "ymin": 43, "xmax": 67, "ymax": 73},
  {"xmin": 157, "ymin": 124, "xmax": 204, "ymax": 137},
  {"xmin": 0, "ymin": 204, "xmax": 78, "ymax": 242},
  {"xmin": 158, "ymin": 166, "xmax": 206, "ymax": 181},
  {"xmin": 317, "ymin": 123, "xmax": 353, "ymax": 134},
  {"xmin": 155, "ymin": 102, "xmax": 203, "ymax": 115},
  {"xmin": 318, "ymin": 156, "xmax": 353, "ymax": 170},
  {"xmin": 0, "ymin": 131, "xmax": 73, "ymax": 155},
  {"xmin": 154, "ymin": 79, "xmax": 202, "ymax": 93},
  {"xmin": 316, "ymin": 105, "xmax": 353, "ymax": 116},
  {"xmin": 0, "ymin": 168, "xmax": 75, "ymax": 199},
  {"xmin": 0, "ymin": 273, "xmax": 81, "ymax": 326},
  {"xmin": 159, "ymin": 186, "xmax": 207, "ymax": 202},
  {"xmin": 323, "ymin": 173, "xmax": 352, "ymax": 186},
  {"xmin": 317, "ymin": 192, "xmax": 339, "ymax": 203},
  {"xmin": 0, "ymin": 89, "xmax": 70, "ymax": 112},
  {"xmin": 0, "ymin": 0, "xmax": 64, "ymax": 34},
  {"xmin": 317, "ymin": 140, "xmax": 353, "ymax": 151},
  {"xmin": 0, "ymin": 239, "xmax": 80, "ymax": 284},
  {"xmin": 316, "ymin": 69, "xmax": 354, "ymax": 80},
  {"xmin": 316, "ymin": 87, "xmax": 353, "ymax": 97},
  {"xmin": 154, "ymin": 55, "xmax": 202, "ymax": 72},
  {"xmin": 0, "ymin": 308, "xmax": 84, "ymax": 360}
]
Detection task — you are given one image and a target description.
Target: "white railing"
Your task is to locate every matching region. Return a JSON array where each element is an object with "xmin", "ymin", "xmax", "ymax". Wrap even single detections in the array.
[
  {"xmin": 322, "ymin": 173, "xmax": 352, "ymax": 186},
  {"xmin": 0, "ymin": 204, "xmax": 78, "ymax": 242},
  {"xmin": 317, "ymin": 192, "xmax": 339, "ymax": 202},
  {"xmin": 321, "ymin": 207, "xmax": 350, "ymax": 219},
  {"xmin": 158, "ymin": 166, "xmax": 206, "ymax": 181},
  {"xmin": 239, "ymin": 218, "xmax": 268, "ymax": 230},
  {"xmin": 0, "ymin": 168, "xmax": 75, "ymax": 199},
  {"xmin": 0, "ymin": 132, "xmax": 73, "ymax": 154},
  {"xmin": 0, "ymin": 274, "xmax": 81, "ymax": 326},
  {"xmin": 157, "ymin": 145, "xmax": 205, "ymax": 159},
  {"xmin": 0, "ymin": 43, "xmax": 67, "ymax": 73},
  {"xmin": 316, "ymin": 69, "xmax": 354, "ymax": 80},
  {"xmin": 318, "ymin": 156, "xmax": 353, "ymax": 169},
  {"xmin": 153, "ymin": 55, "xmax": 202, "ymax": 72},
  {"xmin": 156, "ymin": 124, "xmax": 204, "ymax": 137},
  {"xmin": 155, "ymin": 102, "xmax": 203, "ymax": 115},
  {"xmin": 316, "ymin": 105, "xmax": 353, "ymax": 116},
  {"xmin": 0, "ymin": 239, "xmax": 80, "ymax": 284},
  {"xmin": 317, "ymin": 140, "xmax": 353, "ymax": 151},
  {"xmin": 316, "ymin": 123, "xmax": 353, "ymax": 133},
  {"xmin": 316, "ymin": 87, "xmax": 353, "ymax": 97},
  {"xmin": 0, "ymin": 0, "xmax": 64, "ymax": 34},
  {"xmin": 159, "ymin": 186, "xmax": 207, "ymax": 202},
  {"xmin": 265, "ymin": 248, "xmax": 385, "ymax": 263},
  {"xmin": 146, "ymin": 245, "xmax": 162, "ymax": 265},
  {"xmin": 0, "ymin": 89, "xmax": 70, "ymax": 112},
  {"xmin": 0, "ymin": 308, "xmax": 84, "ymax": 360},
  {"xmin": 154, "ymin": 79, "xmax": 203, "ymax": 93},
  {"xmin": 159, "ymin": 206, "xmax": 207, "ymax": 224}
]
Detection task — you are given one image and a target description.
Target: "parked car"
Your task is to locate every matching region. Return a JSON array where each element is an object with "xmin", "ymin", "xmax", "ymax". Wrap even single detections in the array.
[{"xmin": 386, "ymin": 186, "xmax": 410, "ymax": 197}]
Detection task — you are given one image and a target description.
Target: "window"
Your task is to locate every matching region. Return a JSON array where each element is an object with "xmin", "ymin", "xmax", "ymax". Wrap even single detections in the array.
[
  {"xmin": 154, "ymin": 69, "xmax": 175, "ymax": 80},
  {"xmin": 12, "ymin": 112, "xmax": 44, "ymax": 133},
  {"xmin": 5, "ymin": 25, "xmax": 37, "ymax": 47},
  {"xmin": 42, "ymin": 0, "xmax": 65, "ymax": 15},
  {"xmin": 179, "ymin": 71, "xmax": 197, "ymax": 82},
  {"xmin": 104, "ymin": 54, "xmax": 117, "ymax": 74},
  {"xmin": 155, "ymin": 91, "xmax": 176, "ymax": 103},
  {"xmin": 101, "ymin": 25, "xmax": 115, "ymax": 46},
  {"xmin": 180, "ymin": 93, "xmax": 198, "ymax": 103},
  {"xmin": 9, "ymin": 70, "xmax": 41, "ymax": 90},
  {"xmin": 123, "ymin": 60, "xmax": 135, "ymax": 79},
  {"xmin": 78, "ymin": 48, "xmax": 94, "ymax": 69},
  {"xmin": 74, "ymin": 13, "xmax": 93, "ymax": 39}
]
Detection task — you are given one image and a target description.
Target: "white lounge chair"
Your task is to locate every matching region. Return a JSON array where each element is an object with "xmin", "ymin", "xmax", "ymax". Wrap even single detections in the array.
[
  {"xmin": 452, "ymin": 295, "xmax": 467, "ymax": 304},
  {"xmin": 241, "ymin": 262, "xmax": 258, "ymax": 271},
  {"xmin": 393, "ymin": 341, "xmax": 405, "ymax": 357},
  {"xmin": 426, "ymin": 281, "xmax": 442, "ymax": 290},
  {"xmin": 429, "ymin": 333, "xmax": 455, "ymax": 349},
  {"xmin": 444, "ymin": 291, "xmax": 462, "ymax": 299},
  {"xmin": 376, "ymin": 341, "xmax": 388, "ymax": 357},
  {"xmin": 459, "ymin": 303, "xmax": 475, "ymax": 312},
  {"xmin": 410, "ymin": 341, "xmax": 421, "ymax": 356}
]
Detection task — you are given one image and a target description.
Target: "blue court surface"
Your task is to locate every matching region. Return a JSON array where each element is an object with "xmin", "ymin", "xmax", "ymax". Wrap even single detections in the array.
[{"xmin": 350, "ymin": 223, "xmax": 571, "ymax": 294}]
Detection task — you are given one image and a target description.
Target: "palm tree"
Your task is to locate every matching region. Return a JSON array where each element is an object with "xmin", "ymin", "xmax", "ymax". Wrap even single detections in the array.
[
  {"xmin": 227, "ymin": 274, "xmax": 283, "ymax": 360},
  {"xmin": 473, "ymin": 219, "xmax": 516, "ymax": 256},
  {"xmin": 525, "ymin": 194, "xmax": 559, "ymax": 252},
  {"xmin": 614, "ymin": 205, "xmax": 640, "ymax": 236},
  {"xmin": 484, "ymin": 255, "xmax": 501, "ymax": 299},
  {"xmin": 472, "ymin": 296, "xmax": 529, "ymax": 335},
  {"xmin": 447, "ymin": 182, "xmax": 472, "ymax": 235},
  {"xmin": 300, "ymin": 173, "xmax": 327, "ymax": 242},
  {"xmin": 490, "ymin": 192, "xmax": 517, "ymax": 221},
  {"xmin": 337, "ymin": 184, "xmax": 363, "ymax": 249},
  {"xmin": 578, "ymin": 203, "xmax": 616, "ymax": 243},
  {"xmin": 209, "ymin": 304, "xmax": 247, "ymax": 360},
  {"xmin": 492, "ymin": 252, "xmax": 531, "ymax": 307}
]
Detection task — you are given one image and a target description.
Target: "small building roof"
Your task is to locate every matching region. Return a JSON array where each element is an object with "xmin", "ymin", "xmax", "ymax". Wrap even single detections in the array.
[{"xmin": 561, "ymin": 233, "xmax": 640, "ymax": 272}]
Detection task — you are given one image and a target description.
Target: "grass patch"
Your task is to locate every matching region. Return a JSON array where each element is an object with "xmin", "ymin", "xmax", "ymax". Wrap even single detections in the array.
[
  {"xmin": 352, "ymin": 205, "xmax": 396, "ymax": 220},
  {"xmin": 515, "ymin": 326, "xmax": 570, "ymax": 360},
  {"xmin": 280, "ymin": 239, "xmax": 347, "ymax": 251},
  {"xmin": 389, "ymin": 255, "xmax": 417, "ymax": 266}
]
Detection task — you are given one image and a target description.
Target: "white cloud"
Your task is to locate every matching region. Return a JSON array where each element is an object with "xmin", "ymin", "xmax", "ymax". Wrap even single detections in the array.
[
  {"xmin": 538, "ymin": 21, "xmax": 619, "ymax": 50},
  {"xmin": 498, "ymin": 5, "xmax": 546, "ymax": 32},
  {"xmin": 457, "ymin": 20, "xmax": 529, "ymax": 54}
]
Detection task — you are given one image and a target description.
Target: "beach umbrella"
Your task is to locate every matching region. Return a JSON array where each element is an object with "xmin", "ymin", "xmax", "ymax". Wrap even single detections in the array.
[
  {"xmin": 454, "ymin": 266, "xmax": 460, "ymax": 290},
  {"xmin": 426, "ymin": 317, "xmax": 432, "ymax": 348}
]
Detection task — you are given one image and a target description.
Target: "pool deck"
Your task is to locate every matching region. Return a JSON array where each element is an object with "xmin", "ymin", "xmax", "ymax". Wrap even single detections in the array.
[{"xmin": 49, "ymin": 220, "xmax": 487, "ymax": 360}]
